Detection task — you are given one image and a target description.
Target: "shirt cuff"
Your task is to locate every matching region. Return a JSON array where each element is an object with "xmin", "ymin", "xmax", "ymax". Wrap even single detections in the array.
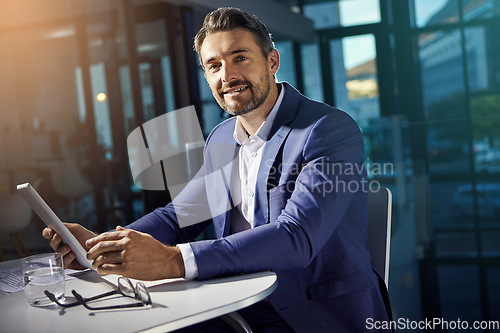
[{"xmin": 176, "ymin": 243, "xmax": 199, "ymax": 280}]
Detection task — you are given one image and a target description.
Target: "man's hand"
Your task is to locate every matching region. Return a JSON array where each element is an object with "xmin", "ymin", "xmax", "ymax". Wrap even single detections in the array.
[
  {"xmin": 85, "ymin": 226, "xmax": 185, "ymax": 281},
  {"xmin": 42, "ymin": 223, "xmax": 96, "ymax": 270}
]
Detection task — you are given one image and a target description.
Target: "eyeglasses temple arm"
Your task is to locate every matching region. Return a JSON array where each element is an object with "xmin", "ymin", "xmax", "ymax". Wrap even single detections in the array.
[
  {"xmin": 83, "ymin": 289, "xmax": 118, "ymax": 302},
  {"xmin": 44, "ymin": 290, "xmax": 81, "ymax": 308},
  {"xmin": 71, "ymin": 290, "xmax": 144, "ymax": 310}
]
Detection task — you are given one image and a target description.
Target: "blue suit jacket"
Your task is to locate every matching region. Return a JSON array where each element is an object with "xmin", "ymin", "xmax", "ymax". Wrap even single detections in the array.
[{"xmin": 128, "ymin": 83, "xmax": 390, "ymax": 332}]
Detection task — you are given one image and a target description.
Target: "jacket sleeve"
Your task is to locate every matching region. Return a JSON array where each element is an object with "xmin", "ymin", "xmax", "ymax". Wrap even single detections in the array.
[
  {"xmin": 190, "ymin": 110, "xmax": 367, "ymax": 280},
  {"xmin": 125, "ymin": 163, "xmax": 213, "ymax": 246}
]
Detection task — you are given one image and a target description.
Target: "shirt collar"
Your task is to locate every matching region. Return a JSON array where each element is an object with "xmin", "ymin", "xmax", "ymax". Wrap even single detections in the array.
[{"xmin": 233, "ymin": 83, "xmax": 286, "ymax": 145}]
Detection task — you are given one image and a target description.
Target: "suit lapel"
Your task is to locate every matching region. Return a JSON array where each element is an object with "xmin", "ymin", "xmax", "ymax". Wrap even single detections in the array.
[
  {"xmin": 253, "ymin": 126, "xmax": 292, "ymax": 227},
  {"xmin": 254, "ymin": 83, "xmax": 301, "ymax": 227},
  {"xmin": 205, "ymin": 129, "xmax": 238, "ymax": 238}
]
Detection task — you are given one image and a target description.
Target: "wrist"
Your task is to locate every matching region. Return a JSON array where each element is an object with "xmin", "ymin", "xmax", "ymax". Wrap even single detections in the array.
[{"xmin": 166, "ymin": 245, "xmax": 186, "ymax": 278}]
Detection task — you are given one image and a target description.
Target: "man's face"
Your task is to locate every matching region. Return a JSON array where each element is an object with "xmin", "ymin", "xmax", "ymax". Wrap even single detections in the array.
[{"xmin": 199, "ymin": 28, "xmax": 278, "ymax": 116}]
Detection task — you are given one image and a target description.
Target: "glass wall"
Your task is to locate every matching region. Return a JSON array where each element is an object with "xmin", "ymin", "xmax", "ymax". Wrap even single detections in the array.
[
  {"xmin": 0, "ymin": 1, "xmax": 185, "ymax": 258},
  {"xmin": 0, "ymin": 18, "xmax": 100, "ymax": 252},
  {"xmin": 303, "ymin": 0, "xmax": 381, "ymax": 29},
  {"xmin": 413, "ymin": 0, "xmax": 500, "ymax": 324},
  {"xmin": 329, "ymin": 34, "xmax": 380, "ymax": 123},
  {"xmin": 275, "ymin": 41, "xmax": 298, "ymax": 87},
  {"xmin": 301, "ymin": 42, "xmax": 324, "ymax": 102},
  {"xmin": 296, "ymin": 0, "xmax": 500, "ymax": 326}
]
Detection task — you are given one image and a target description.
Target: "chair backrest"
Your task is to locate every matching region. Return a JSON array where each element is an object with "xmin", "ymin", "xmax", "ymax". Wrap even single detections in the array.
[
  {"xmin": 50, "ymin": 161, "xmax": 92, "ymax": 198},
  {"xmin": 0, "ymin": 178, "xmax": 41, "ymax": 233},
  {"xmin": 366, "ymin": 187, "xmax": 392, "ymax": 289},
  {"xmin": 0, "ymin": 194, "xmax": 33, "ymax": 233}
]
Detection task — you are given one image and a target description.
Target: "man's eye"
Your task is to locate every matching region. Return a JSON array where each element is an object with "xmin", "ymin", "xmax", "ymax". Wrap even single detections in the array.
[
  {"xmin": 208, "ymin": 64, "xmax": 219, "ymax": 71},
  {"xmin": 236, "ymin": 56, "xmax": 247, "ymax": 62}
]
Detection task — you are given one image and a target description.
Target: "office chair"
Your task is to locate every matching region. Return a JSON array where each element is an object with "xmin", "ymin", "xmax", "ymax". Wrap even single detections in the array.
[
  {"xmin": 366, "ymin": 187, "xmax": 392, "ymax": 288},
  {"xmin": 0, "ymin": 179, "xmax": 42, "ymax": 261},
  {"xmin": 367, "ymin": 187, "xmax": 395, "ymax": 331},
  {"xmin": 50, "ymin": 160, "xmax": 92, "ymax": 220},
  {"xmin": 221, "ymin": 312, "xmax": 253, "ymax": 333},
  {"xmin": 0, "ymin": 193, "xmax": 32, "ymax": 260}
]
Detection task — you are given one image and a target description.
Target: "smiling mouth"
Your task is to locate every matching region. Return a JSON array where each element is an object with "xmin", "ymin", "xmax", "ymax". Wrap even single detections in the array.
[{"xmin": 223, "ymin": 86, "xmax": 248, "ymax": 95}]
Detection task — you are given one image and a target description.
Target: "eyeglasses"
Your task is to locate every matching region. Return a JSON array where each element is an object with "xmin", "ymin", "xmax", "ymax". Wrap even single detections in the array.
[{"xmin": 44, "ymin": 277, "xmax": 152, "ymax": 310}]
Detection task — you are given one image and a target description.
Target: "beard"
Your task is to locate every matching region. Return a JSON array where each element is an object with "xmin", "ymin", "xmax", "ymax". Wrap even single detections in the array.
[{"xmin": 214, "ymin": 75, "xmax": 271, "ymax": 116}]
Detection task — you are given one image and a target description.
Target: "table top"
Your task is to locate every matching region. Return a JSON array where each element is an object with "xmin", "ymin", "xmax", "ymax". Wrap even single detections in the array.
[{"xmin": 0, "ymin": 261, "xmax": 277, "ymax": 333}]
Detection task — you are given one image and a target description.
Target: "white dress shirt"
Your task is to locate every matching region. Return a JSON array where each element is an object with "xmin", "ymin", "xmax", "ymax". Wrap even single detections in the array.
[{"xmin": 178, "ymin": 84, "xmax": 285, "ymax": 279}]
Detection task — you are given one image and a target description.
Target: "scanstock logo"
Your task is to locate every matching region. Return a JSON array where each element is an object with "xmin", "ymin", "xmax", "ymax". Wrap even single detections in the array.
[{"xmin": 126, "ymin": 105, "xmax": 239, "ymax": 228}]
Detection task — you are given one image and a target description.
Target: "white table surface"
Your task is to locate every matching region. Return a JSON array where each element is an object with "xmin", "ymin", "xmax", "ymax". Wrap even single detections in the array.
[{"xmin": 0, "ymin": 260, "xmax": 277, "ymax": 333}]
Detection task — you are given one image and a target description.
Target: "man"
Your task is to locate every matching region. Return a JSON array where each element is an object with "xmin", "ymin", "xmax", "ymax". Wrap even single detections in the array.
[{"xmin": 44, "ymin": 7, "xmax": 391, "ymax": 332}]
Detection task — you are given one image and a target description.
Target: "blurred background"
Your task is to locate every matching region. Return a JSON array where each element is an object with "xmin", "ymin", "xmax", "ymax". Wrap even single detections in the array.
[{"xmin": 0, "ymin": 0, "xmax": 499, "ymax": 330}]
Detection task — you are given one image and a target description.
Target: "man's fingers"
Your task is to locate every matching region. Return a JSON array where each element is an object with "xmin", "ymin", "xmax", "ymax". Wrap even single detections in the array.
[
  {"xmin": 63, "ymin": 252, "xmax": 76, "ymax": 268},
  {"xmin": 87, "ymin": 240, "xmax": 125, "ymax": 260},
  {"xmin": 85, "ymin": 229, "xmax": 128, "ymax": 248},
  {"xmin": 43, "ymin": 227, "xmax": 61, "ymax": 252},
  {"xmin": 43, "ymin": 228, "xmax": 77, "ymax": 267},
  {"xmin": 96, "ymin": 263, "xmax": 123, "ymax": 275},
  {"xmin": 42, "ymin": 227, "xmax": 54, "ymax": 240},
  {"xmin": 48, "ymin": 233, "xmax": 63, "ymax": 251},
  {"xmin": 55, "ymin": 244, "xmax": 72, "ymax": 256},
  {"xmin": 92, "ymin": 252, "xmax": 123, "ymax": 270}
]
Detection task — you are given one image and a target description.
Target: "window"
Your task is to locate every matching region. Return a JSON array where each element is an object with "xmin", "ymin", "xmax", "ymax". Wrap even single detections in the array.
[
  {"xmin": 303, "ymin": 0, "xmax": 381, "ymax": 29},
  {"xmin": 330, "ymin": 34, "xmax": 379, "ymax": 122},
  {"xmin": 275, "ymin": 41, "xmax": 297, "ymax": 86}
]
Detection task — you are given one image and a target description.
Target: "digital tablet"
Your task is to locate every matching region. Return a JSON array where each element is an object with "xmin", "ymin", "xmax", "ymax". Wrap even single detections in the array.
[{"xmin": 16, "ymin": 183, "xmax": 93, "ymax": 269}]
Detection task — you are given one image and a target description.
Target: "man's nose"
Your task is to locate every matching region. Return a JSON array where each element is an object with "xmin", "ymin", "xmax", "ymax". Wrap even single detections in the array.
[{"xmin": 221, "ymin": 63, "xmax": 238, "ymax": 83}]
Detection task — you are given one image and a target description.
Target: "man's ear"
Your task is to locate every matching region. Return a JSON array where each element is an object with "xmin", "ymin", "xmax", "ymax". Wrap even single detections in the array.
[{"xmin": 268, "ymin": 49, "xmax": 280, "ymax": 75}]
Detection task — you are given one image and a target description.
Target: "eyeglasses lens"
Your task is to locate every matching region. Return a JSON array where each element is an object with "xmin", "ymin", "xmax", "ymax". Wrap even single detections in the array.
[
  {"xmin": 118, "ymin": 278, "xmax": 136, "ymax": 298},
  {"xmin": 136, "ymin": 283, "xmax": 152, "ymax": 305}
]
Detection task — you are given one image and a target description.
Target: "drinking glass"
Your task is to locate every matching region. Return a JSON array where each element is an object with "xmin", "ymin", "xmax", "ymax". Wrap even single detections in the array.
[{"xmin": 22, "ymin": 253, "xmax": 65, "ymax": 306}]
